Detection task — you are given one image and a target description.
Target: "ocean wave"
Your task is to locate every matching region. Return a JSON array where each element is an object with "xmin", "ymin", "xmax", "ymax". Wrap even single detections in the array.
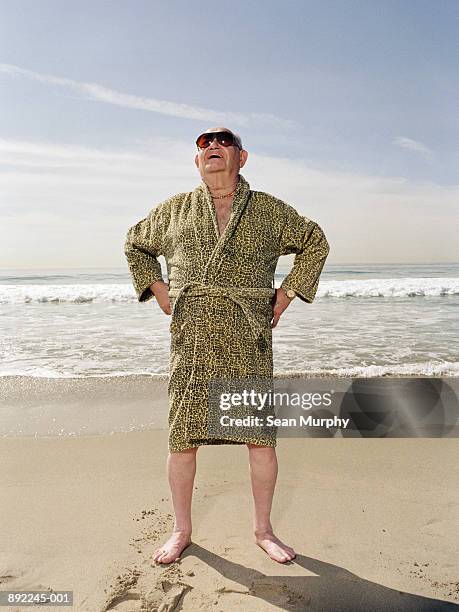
[
  {"xmin": 1, "ymin": 361, "xmax": 457, "ymax": 378},
  {"xmin": 0, "ymin": 283, "xmax": 135, "ymax": 304},
  {"xmin": 275, "ymin": 361, "xmax": 459, "ymax": 377},
  {"xmin": 0, "ymin": 277, "xmax": 458, "ymax": 304},
  {"xmin": 319, "ymin": 277, "xmax": 459, "ymax": 298},
  {"xmin": 0, "ymin": 368, "xmax": 169, "ymax": 379}
]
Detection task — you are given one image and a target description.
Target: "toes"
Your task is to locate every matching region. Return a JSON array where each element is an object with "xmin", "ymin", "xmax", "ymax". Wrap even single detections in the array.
[
  {"xmin": 156, "ymin": 550, "xmax": 176, "ymax": 564},
  {"xmin": 153, "ymin": 551, "xmax": 166, "ymax": 564},
  {"xmin": 277, "ymin": 550, "xmax": 295, "ymax": 562},
  {"xmin": 281, "ymin": 545, "xmax": 296, "ymax": 558},
  {"xmin": 256, "ymin": 539, "xmax": 296, "ymax": 563}
]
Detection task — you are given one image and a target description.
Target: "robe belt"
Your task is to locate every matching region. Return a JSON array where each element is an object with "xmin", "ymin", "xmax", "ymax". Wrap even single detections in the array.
[{"xmin": 168, "ymin": 282, "xmax": 276, "ymax": 348}]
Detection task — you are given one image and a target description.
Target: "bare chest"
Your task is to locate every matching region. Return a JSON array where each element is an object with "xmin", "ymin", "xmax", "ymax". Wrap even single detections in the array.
[{"xmin": 213, "ymin": 199, "xmax": 233, "ymax": 237}]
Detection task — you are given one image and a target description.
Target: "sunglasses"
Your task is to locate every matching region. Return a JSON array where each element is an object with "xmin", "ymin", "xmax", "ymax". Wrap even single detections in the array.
[{"xmin": 196, "ymin": 131, "xmax": 242, "ymax": 150}]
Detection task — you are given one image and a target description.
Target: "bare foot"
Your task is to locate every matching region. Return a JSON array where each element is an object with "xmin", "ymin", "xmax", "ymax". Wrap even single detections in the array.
[
  {"xmin": 255, "ymin": 531, "xmax": 296, "ymax": 563},
  {"xmin": 152, "ymin": 531, "xmax": 192, "ymax": 564}
]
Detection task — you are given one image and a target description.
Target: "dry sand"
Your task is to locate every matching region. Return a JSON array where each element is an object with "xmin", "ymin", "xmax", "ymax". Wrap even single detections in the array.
[{"xmin": 1, "ymin": 430, "xmax": 458, "ymax": 611}]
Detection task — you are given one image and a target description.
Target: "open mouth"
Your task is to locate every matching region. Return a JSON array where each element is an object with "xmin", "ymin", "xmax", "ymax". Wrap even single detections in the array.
[{"xmin": 208, "ymin": 154, "xmax": 222, "ymax": 159}]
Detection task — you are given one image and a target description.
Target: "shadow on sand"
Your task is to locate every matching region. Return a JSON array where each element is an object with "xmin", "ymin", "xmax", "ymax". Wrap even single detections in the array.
[{"xmin": 182, "ymin": 544, "xmax": 458, "ymax": 611}]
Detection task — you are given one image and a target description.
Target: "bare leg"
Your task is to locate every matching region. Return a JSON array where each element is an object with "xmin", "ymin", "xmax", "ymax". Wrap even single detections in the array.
[
  {"xmin": 247, "ymin": 443, "xmax": 296, "ymax": 563},
  {"xmin": 152, "ymin": 447, "xmax": 198, "ymax": 564}
]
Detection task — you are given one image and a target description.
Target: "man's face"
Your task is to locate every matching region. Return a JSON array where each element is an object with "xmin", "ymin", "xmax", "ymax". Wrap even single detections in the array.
[{"xmin": 194, "ymin": 127, "xmax": 248, "ymax": 180}]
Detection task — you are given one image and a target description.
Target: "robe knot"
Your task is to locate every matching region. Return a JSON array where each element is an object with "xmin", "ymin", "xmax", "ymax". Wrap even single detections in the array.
[{"xmin": 169, "ymin": 282, "xmax": 274, "ymax": 347}]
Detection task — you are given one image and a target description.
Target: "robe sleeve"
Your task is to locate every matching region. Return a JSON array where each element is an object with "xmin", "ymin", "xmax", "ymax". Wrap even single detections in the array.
[
  {"xmin": 124, "ymin": 203, "xmax": 167, "ymax": 303},
  {"xmin": 278, "ymin": 204, "xmax": 330, "ymax": 303}
]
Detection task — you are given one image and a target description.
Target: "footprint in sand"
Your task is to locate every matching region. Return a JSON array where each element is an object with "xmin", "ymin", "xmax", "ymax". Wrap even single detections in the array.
[
  {"xmin": 101, "ymin": 562, "xmax": 193, "ymax": 611},
  {"xmin": 101, "ymin": 569, "xmax": 142, "ymax": 611},
  {"xmin": 0, "ymin": 575, "xmax": 16, "ymax": 584},
  {"xmin": 248, "ymin": 579, "xmax": 306, "ymax": 608},
  {"xmin": 141, "ymin": 579, "xmax": 192, "ymax": 611}
]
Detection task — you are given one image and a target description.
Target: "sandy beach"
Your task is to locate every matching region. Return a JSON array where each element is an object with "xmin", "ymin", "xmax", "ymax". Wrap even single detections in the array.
[{"xmin": 1, "ymin": 375, "xmax": 458, "ymax": 611}]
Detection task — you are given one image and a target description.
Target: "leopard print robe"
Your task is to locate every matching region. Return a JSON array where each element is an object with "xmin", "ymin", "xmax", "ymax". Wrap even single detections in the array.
[{"xmin": 124, "ymin": 174, "xmax": 330, "ymax": 452}]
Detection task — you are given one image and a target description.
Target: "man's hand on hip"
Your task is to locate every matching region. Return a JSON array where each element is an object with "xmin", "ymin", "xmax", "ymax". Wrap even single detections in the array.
[
  {"xmin": 150, "ymin": 280, "xmax": 172, "ymax": 315},
  {"xmin": 271, "ymin": 288, "xmax": 293, "ymax": 329}
]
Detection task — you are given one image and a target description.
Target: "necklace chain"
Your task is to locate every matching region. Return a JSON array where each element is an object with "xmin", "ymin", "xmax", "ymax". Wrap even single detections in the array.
[
  {"xmin": 211, "ymin": 187, "xmax": 237, "ymax": 200},
  {"xmin": 208, "ymin": 178, "xmax": 239, "ymax": 200}
]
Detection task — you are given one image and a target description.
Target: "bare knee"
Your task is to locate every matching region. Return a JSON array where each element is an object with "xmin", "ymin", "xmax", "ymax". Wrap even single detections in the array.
[{"xmin": 247, "ymin": 444, "xmax": 276, "ymax": 461}]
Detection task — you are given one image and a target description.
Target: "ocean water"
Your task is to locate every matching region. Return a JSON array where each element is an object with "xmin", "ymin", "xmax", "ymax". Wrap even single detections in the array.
[{"xmin": 0, "ymin": 263, "xmax": 458, "ymax": 378}]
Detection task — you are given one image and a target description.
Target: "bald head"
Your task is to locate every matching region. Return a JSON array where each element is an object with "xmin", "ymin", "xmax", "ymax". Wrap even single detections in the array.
[{"xmin": 203, "ymin": 126, "xmax": 243, "ymax": 150}]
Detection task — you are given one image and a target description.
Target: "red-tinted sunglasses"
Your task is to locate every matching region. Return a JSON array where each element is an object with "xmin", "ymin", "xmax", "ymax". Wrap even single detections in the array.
[{"xmin": 196, "ymin": 131, "xmax": 242, "ymax": 150}]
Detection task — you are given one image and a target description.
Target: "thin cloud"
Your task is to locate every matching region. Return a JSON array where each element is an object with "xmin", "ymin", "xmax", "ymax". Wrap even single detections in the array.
[
  {"xmin": 0, "ymin": 62, "xmax": 294, "ymax": 129},
  {"xmin": 393, "ymin": 136, "xmax": 433, "ymax": 159}
]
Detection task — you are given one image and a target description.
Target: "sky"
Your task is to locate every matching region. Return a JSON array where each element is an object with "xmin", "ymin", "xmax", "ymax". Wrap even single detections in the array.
[{"xmin": 0, "ymin": 0, "xmax": 458, "ymax": 267}]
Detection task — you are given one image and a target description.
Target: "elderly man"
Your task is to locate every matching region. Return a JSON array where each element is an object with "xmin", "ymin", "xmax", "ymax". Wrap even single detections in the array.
[{"xmin": 124, "ymin": 127, "xmax": 330, "ymax": 564}]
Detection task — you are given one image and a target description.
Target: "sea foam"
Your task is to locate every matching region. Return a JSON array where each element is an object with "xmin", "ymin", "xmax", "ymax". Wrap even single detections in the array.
[{"xmin": 0, "ymin": 277, "xmax": 458, "ymax": 304}]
